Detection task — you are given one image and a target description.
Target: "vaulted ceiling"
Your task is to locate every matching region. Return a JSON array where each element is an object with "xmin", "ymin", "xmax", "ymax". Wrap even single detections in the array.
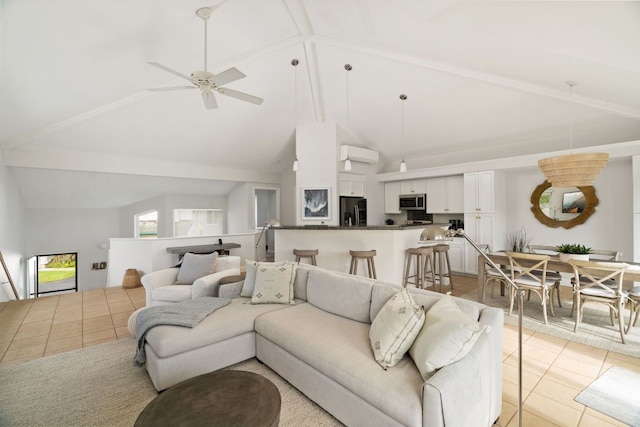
[{"xmin": 2, "ymin": 1, "xmax": 639, "ymax": 208}]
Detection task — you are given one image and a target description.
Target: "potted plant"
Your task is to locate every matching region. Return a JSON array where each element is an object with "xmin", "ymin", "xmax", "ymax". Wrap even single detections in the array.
[
  {"xmin": 556, "ymin": 243, "xmax": 591, "ymax": 261},
  {"xmin": 506, "ymin": 227, "xmax": 533, "ymax": 252}
]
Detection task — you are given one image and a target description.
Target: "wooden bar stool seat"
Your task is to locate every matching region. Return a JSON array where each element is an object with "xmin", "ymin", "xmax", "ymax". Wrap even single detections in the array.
[
  {"xmin": 349, "ymin": 250, "xmax": 377, "ymax": 279},
  {"xmin": 293, "ymin": 249, "xmax": 318, "ymax": 266},
  {"xmin": 403, "ymin": 247, "xmax": 435, "ymax": 289},
  {"xmin": 425, "ymin": 244, "xmax": 454, "ymax": 292}
]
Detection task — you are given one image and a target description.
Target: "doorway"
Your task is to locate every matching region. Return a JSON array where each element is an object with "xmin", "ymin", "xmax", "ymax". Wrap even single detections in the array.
[{"xmin": 254, "ymin": 188, "xmax": 279, "ymax": 261}]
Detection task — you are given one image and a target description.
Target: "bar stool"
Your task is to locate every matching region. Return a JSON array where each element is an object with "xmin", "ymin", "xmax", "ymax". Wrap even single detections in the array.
[
  {"xmin": 403, "ymin": 247, "xmax": 435, "ymax": 289},
  {"xmin": 426, "ymin": 244, "xmax": 454, "ymax": 291},
  {"xmin": 293, "ymin": 249, "xmax": 318, "ymax": 266},
  {"xmin": 349, "ymin": 250, "xmax": 377, "ymax": 279}
]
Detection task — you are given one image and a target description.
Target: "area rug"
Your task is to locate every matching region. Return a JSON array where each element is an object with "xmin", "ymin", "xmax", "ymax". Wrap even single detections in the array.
[
  {"xmin": 459, "ymin": 288, "xmax": 640, "ymax": 357},
  {"xmin": 575, "ymin": 366, "xmax": 640, "ymax": 426},
  {"xmin": 0, "ymin": 338, "xmax": 342, "ymax": 426}
]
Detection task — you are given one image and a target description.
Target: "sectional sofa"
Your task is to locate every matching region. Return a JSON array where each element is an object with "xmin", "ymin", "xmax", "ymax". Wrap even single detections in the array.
[{"xmin": 132, "ymin": 263, "xmax": 503, "ymax": 427}]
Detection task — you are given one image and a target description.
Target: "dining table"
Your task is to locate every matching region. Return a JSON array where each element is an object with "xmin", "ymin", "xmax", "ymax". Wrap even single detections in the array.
[{"xmin": 477, "ymin": 252, "xmax": 640, "ymax": 302}]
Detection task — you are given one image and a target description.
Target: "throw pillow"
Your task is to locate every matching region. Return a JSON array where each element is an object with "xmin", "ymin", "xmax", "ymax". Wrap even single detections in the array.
[
  {"xmin": 175, "ymin": 252, "xmax": 218, "ymax": 285},
  {"xmin": 369, "ymin": 288, "xmax": 425, "ymax": 370},
  {"xmin": 251, "ymin": 263, "xmax": 296, "ymax": 305},
  {"xmin": 409, "ymin": 294, "xmax": 489, "ymax": 380},
  {"xmin": 240, "ymin": 259, "xmax": 285, "ymax": 297}
]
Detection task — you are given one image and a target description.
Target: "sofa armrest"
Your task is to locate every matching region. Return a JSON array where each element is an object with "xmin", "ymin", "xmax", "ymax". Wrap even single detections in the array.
[
  {"xmin": 219, "ymin": 280, "xmax": 244, "ymax": 298},
  {"xmin": 422, "ymin": 306, "xmax": 503, "ymax": 427},
  {"xmin": 140, "ymin": 268, "xmax": 180, "ymax": 306},
  {"xmin": 191, "ymin": 268, "xmax": 241, "ymax": 299}
]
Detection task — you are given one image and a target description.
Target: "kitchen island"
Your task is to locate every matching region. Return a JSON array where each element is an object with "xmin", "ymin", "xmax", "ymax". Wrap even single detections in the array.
[{"xmin": 273, "ymin": 225, "xmax": 437, "ymax": 285}]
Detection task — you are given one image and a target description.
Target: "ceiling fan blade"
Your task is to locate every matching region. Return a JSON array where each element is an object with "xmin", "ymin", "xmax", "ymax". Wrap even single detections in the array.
[
  {"xmin": 202, "ymin": 91, "xmax": 218, "ymax": 109},
  {"xmin": 147, "ymin": 86, "xmax": 196, "ymax": 92},
  {"xmin": 211, "ymin": 67, "xmax": 246, "ymax": 86},
  {"xmin": 147, "ymin": 62, "xmax": 194, "ymax": 82},
  {"xmin": 216, "ymin": 87, "xmax": 264, "ymax": 105}
]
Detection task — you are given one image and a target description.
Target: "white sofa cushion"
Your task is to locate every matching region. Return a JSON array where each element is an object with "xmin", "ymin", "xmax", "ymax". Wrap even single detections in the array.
[
  {"xmin": 306, "ymin": 269, "xmax": 374, "ymax": 323},
  {"xmin": 369, "ymin": 289, "xmax": 425, "ymax": 369},
  {"xmin": 409, "ymin": 295, "xmax": 489, "ymax": 380},
  {"xmin": 152, "ymin": 285, "xmax": 192, "ymax": 302},
  {"xmin": 255, "ymin": 303, "xmax": 424, "ymax": 427},
  {"xmin": 251, "ymin": 263, "xmax": 296, "ymax": 305},
  {"xmin": 175, "ymin": 252, "xmax": 218, "ymax": 285}
]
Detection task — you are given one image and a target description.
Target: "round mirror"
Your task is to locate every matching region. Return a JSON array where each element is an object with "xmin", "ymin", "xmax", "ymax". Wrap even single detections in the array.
[{"xmin": 530, "ymin": 181, "xmax": 598, "ymax": 229}]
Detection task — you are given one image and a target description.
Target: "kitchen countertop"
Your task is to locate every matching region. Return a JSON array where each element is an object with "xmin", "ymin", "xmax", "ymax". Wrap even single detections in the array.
[{"xmin": 274, "ymin": 224, "xmax": 429, "ymax": 230}]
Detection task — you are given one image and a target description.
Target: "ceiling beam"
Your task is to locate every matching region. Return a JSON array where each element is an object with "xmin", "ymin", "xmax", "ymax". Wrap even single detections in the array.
[
  {"xmin": 284, "ymin": 0, "xmax": 325, "ymax": 122},
  {"xmin": 313, "ymin": 35, "xmax": 640, "ymax": 120}
]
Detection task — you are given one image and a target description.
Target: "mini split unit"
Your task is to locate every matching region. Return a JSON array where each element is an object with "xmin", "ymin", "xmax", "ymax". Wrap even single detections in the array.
[{"xmin": 339, "ymin": 145, "xmax": 379, "ymax": 164}]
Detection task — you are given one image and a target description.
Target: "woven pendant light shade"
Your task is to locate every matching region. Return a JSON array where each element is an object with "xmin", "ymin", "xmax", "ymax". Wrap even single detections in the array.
[{"xmin": 538, "ymin": 152, "xmax": 609, "ymax": 188}]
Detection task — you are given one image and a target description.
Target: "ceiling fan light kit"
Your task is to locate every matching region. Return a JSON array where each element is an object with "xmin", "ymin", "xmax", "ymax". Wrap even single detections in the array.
[
  {"xmin": 538, "ymin": 82, "xmax": 608, "ymax": 187},
  {"xmin": 147, "ymin": 6, "xmax": 263, "ymax": 109}
]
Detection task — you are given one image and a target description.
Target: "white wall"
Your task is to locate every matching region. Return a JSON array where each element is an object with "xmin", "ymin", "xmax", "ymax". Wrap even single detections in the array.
[
  {"xmin": 295, "ymin": 122, "xmax": 339, "ymax": 225},
  {"xmin": 503, "ymin": 158, "xmax": 633, "ymax": 259},
  {"xmin": 227, "ymin": 183, "xmax": 250, "ymax": 233},
  {"xmin": 280, "ymin": 168, "xmax": 295, "ymax": 226},
  {"xmin": 25, "ymin": 208, "xmax": 119, "ymax": 292},
  {"xmin": 0, "ymin": 157, "xmax": 26, "ymax": 301}
]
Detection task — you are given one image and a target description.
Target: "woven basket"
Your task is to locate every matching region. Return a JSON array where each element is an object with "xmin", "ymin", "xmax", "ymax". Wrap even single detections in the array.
[{"xmin": 122, "ymin": 269, "xmax": 141, "ymax": 289}]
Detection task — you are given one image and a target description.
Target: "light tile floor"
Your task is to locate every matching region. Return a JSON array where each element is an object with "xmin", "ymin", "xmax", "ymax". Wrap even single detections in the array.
[{"xmin": 0, "ymin": 278, "xmax": 636, "ymax": 426}]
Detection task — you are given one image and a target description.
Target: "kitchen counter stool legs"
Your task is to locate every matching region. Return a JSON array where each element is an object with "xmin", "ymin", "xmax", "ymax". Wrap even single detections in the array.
[
  {"xmin": 349, "ymin": 250, "xmax": 377, "ymax": 279},
  {"xmin": 425, "ymin": 244, "xmax": 454, "ymax": 292},
  {"xmin": 293, "ymin": 249, "xmax": 318, "ymax": 266},
  {"xmin": 403, "ymin": 247, "xmax": 435, "ymax": 289}
]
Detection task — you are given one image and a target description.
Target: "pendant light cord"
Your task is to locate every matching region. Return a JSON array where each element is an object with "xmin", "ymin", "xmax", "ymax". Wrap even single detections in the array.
[
  {"xmin": 567, "ymin": 81, "xmax": 576, "ymax": 154},
  {"xmin": 400, "ymin": 94, "xmax": 407, "ymax": 160}
]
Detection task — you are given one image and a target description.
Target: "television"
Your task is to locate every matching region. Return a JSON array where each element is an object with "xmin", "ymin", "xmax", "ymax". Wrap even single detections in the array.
[{"xmin": 562, "ymin": 191, "xmax": 585, "ymax": 213}]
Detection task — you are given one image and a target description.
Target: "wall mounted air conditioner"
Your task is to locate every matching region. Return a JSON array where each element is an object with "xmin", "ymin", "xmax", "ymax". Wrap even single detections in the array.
[{"xmin": 339, "ymin": 145, "xmax": 379, "ymax": 164}]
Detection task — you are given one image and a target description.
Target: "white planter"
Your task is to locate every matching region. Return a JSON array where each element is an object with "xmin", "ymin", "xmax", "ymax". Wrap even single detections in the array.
[{"xmin": 558, "ymin": 253, "xmax": 589, "ymax": 262}]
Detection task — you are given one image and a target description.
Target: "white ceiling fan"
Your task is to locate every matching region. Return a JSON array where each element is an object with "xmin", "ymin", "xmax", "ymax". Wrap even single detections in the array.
[{"xmin": 147, "ymin": 6, "xmax": 263, "ymax": 109}]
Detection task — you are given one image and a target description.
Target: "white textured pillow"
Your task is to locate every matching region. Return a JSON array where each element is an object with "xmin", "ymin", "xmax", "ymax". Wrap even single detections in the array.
[
  {"xmin": 251, "ymin": 263, "xmax": 296, "ymax": 305},
  {"xmin": 240, "ymin": 260, "xmax": 286, "ymax": 297},
  {"xmin": 369, "ymin": 288, "xmax": 425, "ymax": 370},
  {"xmin": 409, "ymin": 295, "xmax": 489, "ymax": 380},
  {"xmin": 175, "ymin": 252, "xmax": 218, "ymax": 285}
]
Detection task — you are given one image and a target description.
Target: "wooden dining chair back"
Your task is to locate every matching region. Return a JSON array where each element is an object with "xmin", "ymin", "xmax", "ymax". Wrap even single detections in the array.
[
  {"xmin": 587, "ymin": 249, "xmax": 622, "ymax": 261},
  {"xmin": 526, "ymin": 245, "xmax": 563, "ymax": 308},
  {"xmin": 506, "ymin": 252, "xmax": 559, "ymax": 324},
  {"xmin": 480, "ymin": 244, "xmax": 511, "ymax": 300},
  {"xmin": 569, "ymin": 259, "xmax": 629, "ymax": 343}
]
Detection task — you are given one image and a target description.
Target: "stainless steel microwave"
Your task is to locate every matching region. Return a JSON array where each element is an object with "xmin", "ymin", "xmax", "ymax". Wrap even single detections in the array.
[{"xmin": 399, "ymin": 194, "xmax": 426, "ymax": 211}]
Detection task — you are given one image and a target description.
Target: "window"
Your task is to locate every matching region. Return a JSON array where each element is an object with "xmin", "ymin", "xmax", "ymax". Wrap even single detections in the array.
[
  {"xmin": 173, "ymin": 209, "xmax": 224, "ymax": 237},
  {"xmin": 136, "ymin": 211, "xmax": 158, "ymax": 239}
]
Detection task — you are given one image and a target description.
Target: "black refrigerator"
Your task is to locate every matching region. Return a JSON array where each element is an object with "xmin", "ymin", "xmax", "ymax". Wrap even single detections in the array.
[{"xmin": 339, "ymin": 196, "xmax": 367, "ymax": 226}]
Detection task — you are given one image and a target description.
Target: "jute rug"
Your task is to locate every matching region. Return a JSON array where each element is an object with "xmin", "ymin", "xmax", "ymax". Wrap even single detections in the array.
[
  {"xmin": 575, "ymin": 366, "xmax": 640, "ymax": 426},
  {"xmin": 459, "ymin": 287, "xmax": 640, "ymax": 357},
  {"xmin": 0, "ymin": 338, "xmax": 342, "ymax": 426}
]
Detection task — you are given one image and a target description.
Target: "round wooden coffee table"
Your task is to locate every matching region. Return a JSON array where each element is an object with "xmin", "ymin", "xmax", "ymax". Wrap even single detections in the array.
[{"xmin": 135, "ymin": 370, "xmax": 281, "ymax": 426}]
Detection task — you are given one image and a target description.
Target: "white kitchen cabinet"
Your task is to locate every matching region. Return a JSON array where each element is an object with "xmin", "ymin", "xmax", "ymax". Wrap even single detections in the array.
[
  {"xmin": 463, "ymin": 213, "xmax": 494, "ymax": 274},
  {"xmin": 400, "ymin": 179, "xmax": 427, "ymax": 195},
  {"xmin": 338, "ymin": 173, "xmax": 365, "ymax": 197},
  {"xmin": 446, "ymin": 238, "xmax": 465, "ymax": 273},
  {"xmin": 384, "ymin": 182, "xmax": 402, "ymax": 214},
  {"xmin": 426, "ymin": 175, "xmax": 464, "ymax": 213},
  {"xmin": 464, "ymin": 171, "xmax": 495, "ymax": 213}
]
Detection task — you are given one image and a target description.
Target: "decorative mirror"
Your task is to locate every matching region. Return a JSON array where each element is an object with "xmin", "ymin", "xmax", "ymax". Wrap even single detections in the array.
[{"xmin": 530, "ymin": 181, "xmax": 598, "ymax": 229}]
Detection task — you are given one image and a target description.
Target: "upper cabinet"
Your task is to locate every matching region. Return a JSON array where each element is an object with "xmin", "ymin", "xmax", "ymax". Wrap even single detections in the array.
[
  {"xmin": 426, "ymin": 175, "xmax": 464, "ymax": 213},
  {"xmin": 400, "ymin": 179, "xmax": 427, "ymax": 195},
  {"xmin": 384, "ymin": 182, "xmax": 402, "ymax": 214},
  {"xmin": 464, "ymin": 171, "xmax": 495, "ymax": 213},
  {"xmin": 338, "ymin": 173, "xmax": 365, "ymax": 197}
]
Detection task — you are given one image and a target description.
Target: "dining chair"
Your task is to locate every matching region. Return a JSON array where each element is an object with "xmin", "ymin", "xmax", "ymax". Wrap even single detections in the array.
[
  {"xmin": 568, "ymin": 259, "xmax": 629, "ymax": 344},
  {"xmin": 506, "ymin": 252, "xmax": 560, "ymax": 325},
  {"xmin": 479, "ymin": 244, "xmax": 511, "ymax": 300},
  {"xmin": 626, "ymin": 286, "xmax": 640, "ymax": 334},
  {"xmin": 527, "ymin": 245, "xmax": 563, "ymax": 308},
  {"xmin": 569, "ymin": 249, "xmax": 623, "ymax": 318}
]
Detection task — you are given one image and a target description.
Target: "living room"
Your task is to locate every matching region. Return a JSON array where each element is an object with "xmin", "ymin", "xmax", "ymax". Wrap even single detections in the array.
[{"xmin": 1, "ymin": 1, "xmax": 640, "ymax": 426}]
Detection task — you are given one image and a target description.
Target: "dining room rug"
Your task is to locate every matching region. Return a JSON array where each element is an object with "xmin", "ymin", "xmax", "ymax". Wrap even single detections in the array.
[
  {"xmin": 459, "ymin": 287, "xmax": 640, "ymax": 357},
  {"xmin": 575, "ymin": 366, "xmax": 640, "ymax": 426}
]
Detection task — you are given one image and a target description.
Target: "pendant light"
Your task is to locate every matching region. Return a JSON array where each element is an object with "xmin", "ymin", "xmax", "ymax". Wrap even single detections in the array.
[
  {"xmin": 292, "ymin": 59, "xmax": 300, "ymax": 172},
  {"xmin": 344, "ymin": 64, "xmax": 353, "ymax": 171},
  {"xmin": 399, "ymin": 94, "xmax": 407, "ymax": 173},
  {"xmin": 538, "ymin": 82, "xmax": 608, "ymax": 187}
]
